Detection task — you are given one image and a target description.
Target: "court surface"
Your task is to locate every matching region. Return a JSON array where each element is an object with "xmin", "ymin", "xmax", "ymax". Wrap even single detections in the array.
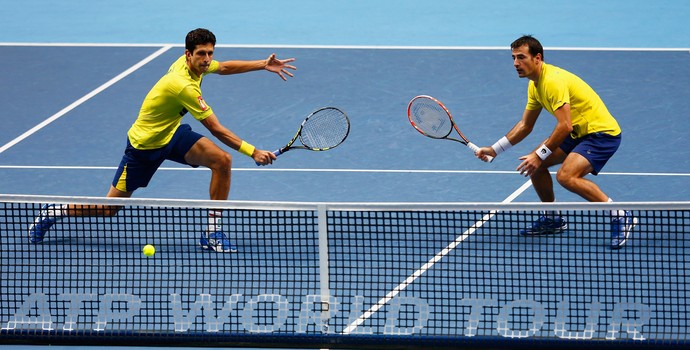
[
  {"xmin": 1, "ymin": 1, "xmax": 689, "ymax": 349},
  {"xmin": 1, "ymin": 47, "xmax": 689, "ymax": 202},
  {"xmin": 2, "ymin": 0, "xmax": 689, "ymax": 204}
]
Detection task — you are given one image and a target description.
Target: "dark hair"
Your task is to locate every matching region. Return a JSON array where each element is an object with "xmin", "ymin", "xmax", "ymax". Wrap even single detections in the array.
[
  {"xmin": 511, "ymin": 35, "xmax": 544, "ymax": 60},
  {"xmin": 185, "ymin": 28, "xmax": 216, "ymax": 52}
]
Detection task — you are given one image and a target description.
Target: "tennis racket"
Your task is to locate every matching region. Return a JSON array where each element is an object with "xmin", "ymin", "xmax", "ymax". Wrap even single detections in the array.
[
  {"xmin": 257, "ymin": 107, "xmax": 350, "ymax": 165},
  {"xmin": 407, "ymin": 95, "xmax": 493, "ymax": 162}
]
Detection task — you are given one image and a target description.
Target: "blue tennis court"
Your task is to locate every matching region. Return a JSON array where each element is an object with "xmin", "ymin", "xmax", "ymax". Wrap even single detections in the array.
[
  {"xmin": 2, "ymin": 0, "xmax": 689, "ymax": 203},
  {"xmin": 2, "ymin": 45, "xmax": 689, "ymax": 202},
  {"xmin": 2, "ymin": 1, "xmax": 689, "ymax": 349}
]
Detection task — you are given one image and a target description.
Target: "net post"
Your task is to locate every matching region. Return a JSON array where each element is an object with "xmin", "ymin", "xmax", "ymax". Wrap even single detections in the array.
[{"xmin": 317, "ymin": 204, "xmax": 331, "ymax": 332}]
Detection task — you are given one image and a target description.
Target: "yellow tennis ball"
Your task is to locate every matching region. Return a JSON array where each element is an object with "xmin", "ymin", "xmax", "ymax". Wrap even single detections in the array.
[{"xmin": 142, "ymin": 244, "xmax": 155, "ymax": 257}]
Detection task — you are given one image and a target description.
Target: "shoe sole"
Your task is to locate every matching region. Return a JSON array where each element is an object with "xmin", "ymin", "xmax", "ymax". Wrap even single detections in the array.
[
  {"xmin": 611, "ymin": 217, "xmax": 638, "ymax": 250},
  {"xmin": 199, "ymin": 242, "xmax": 237, "ymax": 253},
  {"xmin": 519, "ymin": 224, "xmax": 568, "ymax": 236}
]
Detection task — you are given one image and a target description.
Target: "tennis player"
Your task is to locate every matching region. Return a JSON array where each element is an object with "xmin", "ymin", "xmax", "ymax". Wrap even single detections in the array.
[
  {"xmin": 476, "ymin": 35, "xmax": 637, "ymax": 249},
  {"xmin": 28, "ymin": 28, "xmax": 297, "ymax": 252}
]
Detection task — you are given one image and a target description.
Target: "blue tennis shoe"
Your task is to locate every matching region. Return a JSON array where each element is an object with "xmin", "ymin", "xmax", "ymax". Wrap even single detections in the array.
[
  {"xmin": 28, "ymin": 204, "xmax": 62, "ymax": 244},
  {"xmin": 199, "ymin": 231, "xmax": 237, "ymax": 253},
  {"xmin": 519, "ymin": 215, "xmax": 567, "ymax": 235}
]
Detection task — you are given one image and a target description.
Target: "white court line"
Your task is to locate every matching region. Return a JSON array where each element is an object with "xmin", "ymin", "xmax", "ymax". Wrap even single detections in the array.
[
  {"xmin": 341, "ymin": 180, "xmax": 533, "ymax": 334},
  {"xmin": 0, "ymin": 165, "xmax": 689, "ymax": 177},
  {"xmin": 1, "ymin": 42, "xmax": 689, "ymax": 51},
  {"xmin": 0, "ymin": 45, "xmax": 173, "ymax": 155}
]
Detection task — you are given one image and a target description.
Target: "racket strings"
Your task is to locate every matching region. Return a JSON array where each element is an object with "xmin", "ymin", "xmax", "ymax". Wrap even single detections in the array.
[
  {"xmin": 300, "ymin": 108, "xmax": 350, "ymax": 149},
  {"xmin": 410, "ymin": 100, "xmax": 452, "ymax": 138}
]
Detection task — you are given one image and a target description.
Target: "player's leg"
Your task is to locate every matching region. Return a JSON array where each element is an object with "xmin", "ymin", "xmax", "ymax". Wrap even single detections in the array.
[
  {"xmin": 557, "ymin": 133, "xmax": 636, "ymax": 248},
  {"xmin": 174, "ymin": 128, "xmax": 236, "ymax": 253},
  {"xmin": 183, "ymin": 136, "xmax": 232, "ymax": 200},
  {"xmin": 555, "ymin": 153, "xmax": 607, "ymax": 202},
  {"xmin": 27, "ymin": 186, "xmax": 132, "ymax": 244},
  {"xmin": 62, "ymin": 186, "xmax": 132, "ymax": 217},
  {"xmin": 28, "ymin": 138, "xmax": 155, "ymax": 244},
  {"xmin": 520, "ymin": 149, "xmax": 568, "ymax": 235}
]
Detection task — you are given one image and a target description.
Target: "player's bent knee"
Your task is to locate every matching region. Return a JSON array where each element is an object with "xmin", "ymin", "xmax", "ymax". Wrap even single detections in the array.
[
  {"xmin": 209, "ymin": 151, "xmax": 232, "ymax": 172},
  {"xmin": 556, "ymin": 172, "xmax": 577, "ymax": 190}
]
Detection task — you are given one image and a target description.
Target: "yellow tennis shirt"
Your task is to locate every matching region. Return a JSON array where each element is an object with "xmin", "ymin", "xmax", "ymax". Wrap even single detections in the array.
[
  {"xmin": 526, "ymin": 63, "xmax": 621, "ymax": 138},
  {"xmin": 127, "ymin": 55, "xmax": 220, "ymax": 149}
]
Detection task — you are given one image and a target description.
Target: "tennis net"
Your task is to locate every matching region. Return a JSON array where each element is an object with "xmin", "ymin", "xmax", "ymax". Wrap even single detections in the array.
[{"xmin": 1, "ymin": 194, "xmax": 689, "ymax": 349}]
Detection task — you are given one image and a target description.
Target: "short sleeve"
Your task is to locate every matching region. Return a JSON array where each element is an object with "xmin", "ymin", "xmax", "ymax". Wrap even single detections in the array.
[{"xmin": 178, "ymin": 85, "xmax": 214, "ymax": 121}]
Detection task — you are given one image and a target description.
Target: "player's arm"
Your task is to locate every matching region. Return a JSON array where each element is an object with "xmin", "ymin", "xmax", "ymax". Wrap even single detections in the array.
[
  {"xmin": 516, "ymin": 104, "xmax": 573, "ymax": 176},
  {"xmin": 199, "ymin": 114, "xmax": 276, "ymax": 165},
  {"xmin": 215, "ymin": 54, "xmax": 296, "ymax": 81},
  {"xmin": 538, "ymin": 103, "xmax": 572, "ymax": 154},
  {"xmin": 506, "ymin": 107, "xmax": 543, "ymax": 146},
  {"xmin": 476, "ymin": 108, "xmax": 541, "ymax": 160}
]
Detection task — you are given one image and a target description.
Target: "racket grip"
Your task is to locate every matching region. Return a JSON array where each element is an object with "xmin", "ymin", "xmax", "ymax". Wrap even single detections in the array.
[
  {"xmin": 255, "ymin": 149, "xmax": 285, "ymax": 166},
  {"xmin": 467, "ymin": 142, "xmax": 494, "ymax": 163}
]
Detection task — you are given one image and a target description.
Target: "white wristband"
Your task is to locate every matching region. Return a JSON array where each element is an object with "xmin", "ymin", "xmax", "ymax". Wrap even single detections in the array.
[
  {"xmin": 535, "ymin": 144, "xmax": 552, "ymax": 160},
  {"xmin": 491, "ymin": 136, "xmax": 512, "ymax": 156}
]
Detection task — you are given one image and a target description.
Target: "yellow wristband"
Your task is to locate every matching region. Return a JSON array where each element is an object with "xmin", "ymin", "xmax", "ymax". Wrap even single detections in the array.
[{"xmin": 238, "ymin": 141, "xmax": 255, "ymax": 157}]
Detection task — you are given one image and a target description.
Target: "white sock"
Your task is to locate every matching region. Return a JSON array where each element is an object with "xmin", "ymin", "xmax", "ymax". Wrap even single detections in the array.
[
  {"xmin": 608, "ymin": 198, "xmax": 626, "ymax": 218},
  {"xmin": 45, "ymin": 204, "xmax": 66, "ymax": 218},
  {"xmin": 544, "ymin": 210, "xmax": 560, "ymax": 219},
  {"xmin": 208, "ymin": 210, "xmax": 222, "ymax": 233}
]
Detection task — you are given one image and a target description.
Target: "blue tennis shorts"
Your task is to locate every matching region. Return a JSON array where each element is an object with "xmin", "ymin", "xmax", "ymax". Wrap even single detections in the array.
[
  {"xmin": 111, "ymin": 124, "xmax": 204, "ymax": 192},
  {"xmin": 559, "ymin": 132, "xmax": 621, "ymax": 175}
]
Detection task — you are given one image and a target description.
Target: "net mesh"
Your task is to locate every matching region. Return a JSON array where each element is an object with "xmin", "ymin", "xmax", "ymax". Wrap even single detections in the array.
[{"xmin": 1, "ymin": 195, "xmax": 689, "ymax": 348}]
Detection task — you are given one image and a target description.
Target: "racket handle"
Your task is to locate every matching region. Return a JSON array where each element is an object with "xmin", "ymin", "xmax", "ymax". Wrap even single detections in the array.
[
  {"xmin": 467, "ymin": 142, "xmax": 494, "ymax": 163},
  {"xmin": 255, "ymin": 148, "xmax": 285, "ymax": 166}
]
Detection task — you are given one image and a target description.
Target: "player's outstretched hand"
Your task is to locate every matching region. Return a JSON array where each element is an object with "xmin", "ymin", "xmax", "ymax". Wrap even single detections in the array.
[{"xmin": 265, "ymin": 54, "xmax": 296, "ymax": 81}]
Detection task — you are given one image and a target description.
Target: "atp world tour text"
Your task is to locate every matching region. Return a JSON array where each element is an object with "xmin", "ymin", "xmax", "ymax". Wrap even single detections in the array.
[{"xmin": 3, "ymin": 292, "xmax": 650, "ymax": 340}]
